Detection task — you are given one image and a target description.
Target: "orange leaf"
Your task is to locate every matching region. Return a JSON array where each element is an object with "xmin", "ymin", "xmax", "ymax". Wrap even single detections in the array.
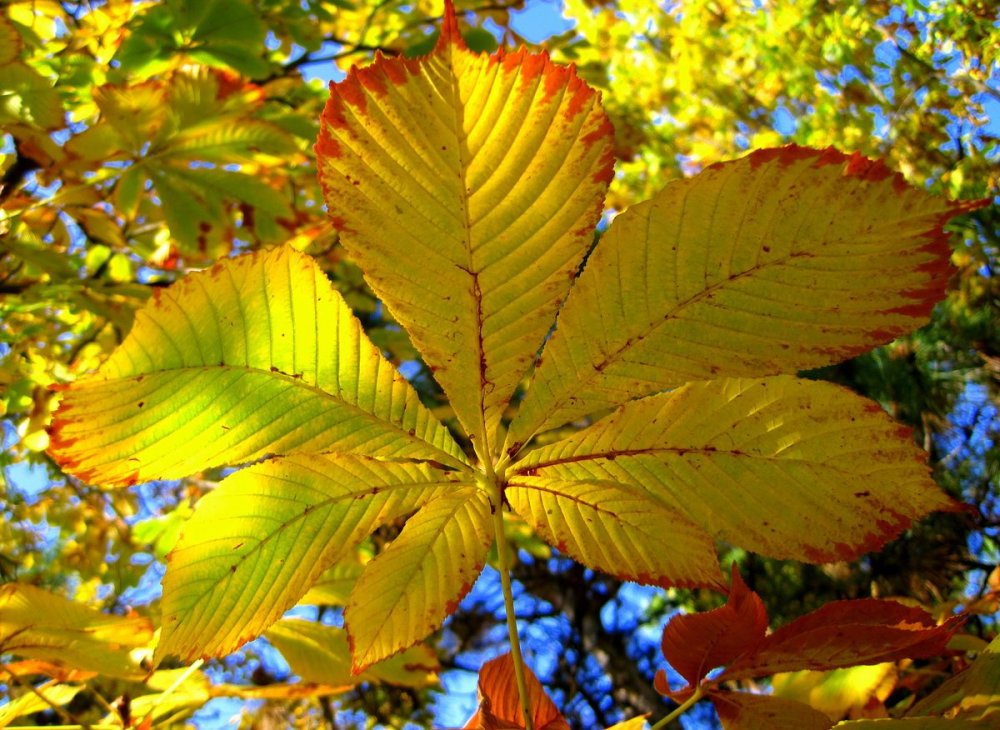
[
  {"xmin": 464, "ymin": 653, "xmax": 569, "ymax": 730},
  {"xmin": 720, "ymin": 600, "xmax": 964, "ymax": 680},
  {"xmin": 655, "ymin": 564, "xmax": 768, "ymax": 688}
]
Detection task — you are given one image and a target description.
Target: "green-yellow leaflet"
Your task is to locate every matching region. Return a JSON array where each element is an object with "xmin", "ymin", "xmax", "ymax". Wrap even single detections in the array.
[
  {"xmin": 47, "ymin": 1, "xmax": 984, "ymax": 677},
  {"xmin": 50, "ymin": 245, "xmax": 466, "ymax": 486},
  {"xmin": 266, "ymin": 618, "xmax": 439, "ymax": 688},
  {"xmin": 345, "ymin": 487, "xmax": 494, "ymax": 671},
  {"xmin": 316, "ymin": 8, "xmax": 613, "ymax": 454},
  {"xmin": 157, "ymin": 453, "xmax": 464, "ymax": 662}
]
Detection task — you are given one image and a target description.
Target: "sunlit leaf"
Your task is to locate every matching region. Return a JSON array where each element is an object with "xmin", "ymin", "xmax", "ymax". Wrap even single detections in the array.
[
  {"xmin": 0, "ymin": 682, "xmax": 84, "ymax": 727},
  {"xmin": 346, "ymin": 487, "xmax": 492, "ymax": 671},
  {"xmin": 508, "ymin": 146, "xmax": 988, "ymax": 445},
  {"xmin": 515, "ymin": 376, "xmax": 954, "ymax": 563},
  {"xmin": 773, "ymin": 664, "xmax": 897, "ymax": 720},
  {"xmin": 157, "ymin": 454, "xmax": 460, "ymax": 662},
  {"xmin": 506, "ymin": 476, "xmax": 723, "ymax": 589},
  {"xmin": 106, "ymin": 667, "xmax": 213, "ymax": 729},
  {"xmin": 604, "ymin": 718, "xmax": 650, "ymax": 730},
  {"xmin": 0, "ymin": 62, "xmax": 64, "ymax": 129},
  {"xmin": 50, "ymin": 245, "xmax": 467, "ymax": 487},
  {"xmin": 300, "ymin": 556, "xmax": 365, "ymax": 607},
  {"xmin": 316, "ymin": 7, "xmax": 614, "ymax": 452}
]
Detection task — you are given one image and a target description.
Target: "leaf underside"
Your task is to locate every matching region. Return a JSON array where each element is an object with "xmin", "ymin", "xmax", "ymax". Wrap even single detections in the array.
[
  {"xmin": 515, "ymin": 376, "xmax": 954, "ymax": 564},
  {"xmin": 157, "ymin": 454, "xmax": 461, "ymax": 663},
  {"xmin": 508, "ymin": 146, "xmax": 984, "ymax": 446},
  {"xmin": 49, "ymin": 245, "xmax": 466, "ymax": 487},
  {"xmin": 345, "ymin": 486, "xmax": 493, "ymax": 672},
  {"xmin": 316, "ymin": 18, "xmax": 614, "ymax": 452}
]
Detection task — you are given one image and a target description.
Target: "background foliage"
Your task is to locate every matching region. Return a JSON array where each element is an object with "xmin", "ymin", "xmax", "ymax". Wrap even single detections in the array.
[{"xmin": 1, "ymin": 0, "xmax": 997, "ymax": 727}]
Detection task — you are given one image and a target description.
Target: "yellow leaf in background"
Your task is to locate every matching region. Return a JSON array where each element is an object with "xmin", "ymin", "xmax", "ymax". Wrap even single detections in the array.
[
  {"xmin": 266, "ymin": 618, "xmax": 438, "ymax": 688},
  {"xmin": 300, "ymin": 554, "xmax": 366, "ymax": 608},
  {"xmin": 0, "ymin": 682, "xmax": 83, "ymax": 728},
  {"xmin": 0, "ymin": 583, "xmax": 153, "ymax": 679},
  {"xmin": 773, "ymin": 664, "xmax": 897, "ymax": 720},
  {"xmin": 0, "ymin": 12, "xmax": 23, "ymax": 66}
]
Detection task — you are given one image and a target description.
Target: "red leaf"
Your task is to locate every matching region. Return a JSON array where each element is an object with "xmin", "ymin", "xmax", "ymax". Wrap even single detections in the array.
[
  {"xmin": 463, "ymin": 654, "xmax": 569, "ymax": 730},
  {"xmin": 658, "ymin": 564, "xmax": 768, "ymax": 687},
  {"xmin": 712, "ymin": 691, "xmax": 834, "ymax": 730},
  {"xmin": 720, "ymin": 600, "xmax": 964, "ymax": 680}
]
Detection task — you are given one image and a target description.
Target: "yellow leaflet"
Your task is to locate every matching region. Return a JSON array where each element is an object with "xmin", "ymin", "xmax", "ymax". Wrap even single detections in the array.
[
  {"xmin": 157, "ymin": 453, "xmax": 461, "ymax": 663},
  {"xmin": 50, "ymin": 246, "xmax": 466, "ymax": 486},
  {"xmin": 506, "ymin": 477, "xmax": 723, "ymax": 589},
  {"xmin": 345, "ymin": 487, "xmax": 493, "ymax": 672},
  {"xmin": 508, "ymin": 146, "xmax": 985, "ymax": 446},
  {"xmin": 316, "ymin": 14, "xmax": 613, "ymax": 456},
  {"xmin": 514, "ymin": 376, "xmax": 954, "ymax": 564}
]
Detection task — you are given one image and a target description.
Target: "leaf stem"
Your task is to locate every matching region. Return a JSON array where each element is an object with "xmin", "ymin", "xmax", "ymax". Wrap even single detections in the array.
[
  {"xmin": 138, "ymin": 658, "xmax": 204, "ymax": 727},
  {"xmin": 649, "ymin": 686, "xmax": 704, "ymax": 730},
  {"xmin": 1, "ymin": 668, "xmax": 75, "ymax": 725},
  {"xmin": 492, "ymin": 499, "xmax": 534, "ymax": 730}
]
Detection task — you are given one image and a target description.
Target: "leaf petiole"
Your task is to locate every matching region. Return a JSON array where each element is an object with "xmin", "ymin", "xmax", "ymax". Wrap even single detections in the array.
[
  {"xmin": 649, "ymin": 685, "xmax": 704, "ymax": 730},
  {"xmin": 492, "ymin": 492, "xmax": 534, "ymax": 730}
]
